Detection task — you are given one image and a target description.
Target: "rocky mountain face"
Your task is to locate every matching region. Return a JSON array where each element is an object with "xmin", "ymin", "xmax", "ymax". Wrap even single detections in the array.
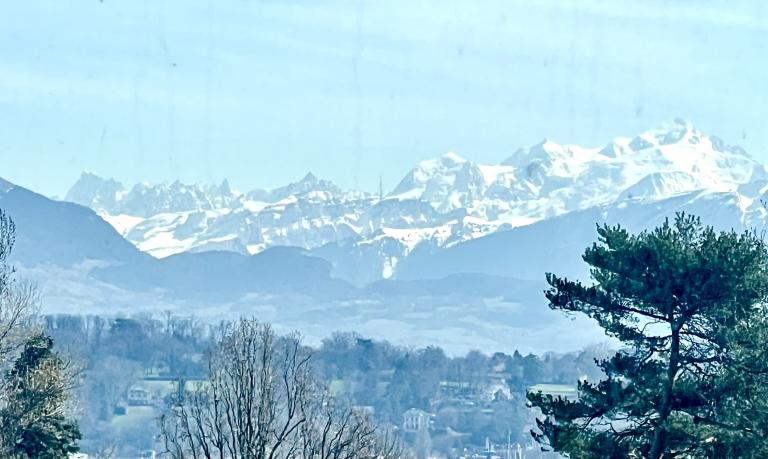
[
  {"xmin": 65, "ymin": 173, "xmax": 241, "ymax": 217},
  {"xmin": 63, "ymin": 120, "xmax": 768, "ymax": 285}
]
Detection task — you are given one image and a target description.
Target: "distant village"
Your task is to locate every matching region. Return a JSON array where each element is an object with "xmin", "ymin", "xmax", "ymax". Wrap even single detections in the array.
[{"xmin": 45, "ymin": 314, "xmax": 599, "ymax": 458}]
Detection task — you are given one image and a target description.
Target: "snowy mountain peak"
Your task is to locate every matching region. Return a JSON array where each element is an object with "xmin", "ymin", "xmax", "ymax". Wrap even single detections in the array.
[
  {"xmin": 267, "ymin": 172, "xmax": 344, "ymax": 201},
  {"xmin": 595, "ymin": 121, "xmax": 712, "ymax": 159},
  {"xmin": 439, "ymin": 151, "xmax": 467, "ymax": 164},
  {"xmin": 398, "ymin": 151, "xmax": 470, "ymax": 181},
  {"xmin": 502, "ymin": 138, "xmax": 587, "ymax": 167},
  {"xmin": 300, "ymin": 171, "xmax": 319, "ymax": 184},
  {"xmin": 622, "ymin": 119, "xmax": 750, "ymax": 157},
  {"xmin": 389, "ymin": 151, "xmax": 483, "ymax": 210},
  {"xmin": 219, "ymin": 179, "xmax": 235, "ymax": 196},
  {"xmin": 65, "ymin": 171, "xmax": 126, "ymax": 213},
  {"xmin": 64, "ymin": 173, "xmax": 243, "ymax": 217}
]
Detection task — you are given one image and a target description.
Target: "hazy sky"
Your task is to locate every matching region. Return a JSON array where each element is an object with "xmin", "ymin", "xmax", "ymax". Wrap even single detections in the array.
[{"xmin": 1, "ymin": 0, "xmax": 766, "ymax": 197}]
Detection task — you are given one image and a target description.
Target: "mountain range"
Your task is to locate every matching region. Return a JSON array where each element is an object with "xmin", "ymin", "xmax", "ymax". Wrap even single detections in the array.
[
  {"xmin": 64, "ymin": 119, "xmax": 767, "ymax": 285},
  {"xmin": 3, "ymin": 120, "xmax": 767, "ymax": 353}
]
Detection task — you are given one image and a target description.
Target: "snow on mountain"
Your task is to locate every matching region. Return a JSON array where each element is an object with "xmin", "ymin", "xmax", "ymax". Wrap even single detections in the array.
[
  {"xmin": 68, "ymin": 172, "xmax": 374, "ymax": 260},
  {"xmin": 65, "ymin": 171, "xmax": 125, "ymax": 213},
  {"xmin": 389, "ymin": 152, "xmax": 487, "ymax": 211},
  {"xmin": 62, "ymin": 121, "xmax": 768, "ymax": 284},
  {"xmin": 257, "ymin": 172, "xmax": 347, "ymax": 202},
  {"xmin": 65, "ymin": 173, "xmax": 241, "ymax": 217},
  {"xmin": 396, "ymin": 189, "xmax": 768, "ymax": 283},
  {"xmin": 389, "ymin": 119, "xmax": 762, "ymax": 225},
  {"xmin": 618, "ymin": 171, "xmax": 702, "ymax": 201}
]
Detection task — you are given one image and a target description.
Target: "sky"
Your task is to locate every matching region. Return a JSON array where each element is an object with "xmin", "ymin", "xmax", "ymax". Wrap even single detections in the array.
[{"xmin": 0, "ymin": 0, "xmax": 766, "ymax": 198}]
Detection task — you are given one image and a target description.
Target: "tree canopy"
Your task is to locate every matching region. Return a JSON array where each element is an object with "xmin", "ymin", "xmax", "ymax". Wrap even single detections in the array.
[{"xmin": 528, "ymin": 214, "xmax": 768, "ymax": 458}]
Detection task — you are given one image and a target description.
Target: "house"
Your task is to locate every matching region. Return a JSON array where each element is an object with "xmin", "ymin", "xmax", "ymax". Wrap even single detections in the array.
[
  {"xmin": 127, "ymin": 386, "xmax": 152, "ymax": 406},
  {"xmin": 403, "ymin": 408, "xmax": 432, "ymax": 432}
]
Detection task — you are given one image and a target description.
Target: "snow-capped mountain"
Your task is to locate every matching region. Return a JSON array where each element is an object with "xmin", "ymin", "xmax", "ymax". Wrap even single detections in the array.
[
  {"xmin": 65, "ymin": 172, "xmax": 241, "ymax": 217},
  {"xmin": 396, "ymin": 189, "xmax": 768, "ymax": 283},
  {"xmin": 389, "ymin": 119, "xmax": 761, "ymax": 223},
  {"xmin": 10, "ymin": 120, "xmax": 768, "ymax": 353},
  {"xmin": 63, "ymin": 120, "xmax": 768, "ymax": 284}
]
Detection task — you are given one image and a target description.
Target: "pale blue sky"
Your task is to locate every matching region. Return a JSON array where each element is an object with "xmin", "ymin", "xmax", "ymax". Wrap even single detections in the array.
[{"xmin": 0, "ymin": 0, "xmax": 766, "ymax": 197}]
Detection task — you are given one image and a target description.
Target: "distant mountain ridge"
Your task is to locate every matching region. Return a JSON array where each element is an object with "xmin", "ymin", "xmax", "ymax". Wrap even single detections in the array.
[
  {"xmin": 63, "ymin": 120, "xmax": 768, "ymax": 285},
  {"xmin": 65, "ymin": 172, "xmax": 242, "ymax": 217},
  {"xmin": 1, "ymin": 177, "xmax": 585, "ymax": 353},
  {"xmin": 0, "ymin": 179, "xmax": 149, "ymax": 266},
  {"xmin": 0, "ymin": 178, "xmax": 359, "ymax": 305}
]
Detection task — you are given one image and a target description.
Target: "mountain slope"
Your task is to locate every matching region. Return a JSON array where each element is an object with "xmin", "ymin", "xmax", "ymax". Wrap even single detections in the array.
[
  {"xmin": 0, "ymin": 178, "xmax": 354, "ymax": 301},
  {"xmin": 396, "ymin": 190, "xmax": 765, "ymax": 282},
  {"xmin": 0, "ymin": 178, "xmax": 149, "ymax": 266},
  {"xmin": 92, "ymin": 246, "xmax": 355, "ymax": 301}
]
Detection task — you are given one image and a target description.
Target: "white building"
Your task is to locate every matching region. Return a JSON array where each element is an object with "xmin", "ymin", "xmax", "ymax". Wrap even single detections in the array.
[
  {"xmin": 403, "ymin": 408, "xmax": 431, "ymax": 432},
  {"xmin": 127, "ymin": 386, "xmax": 152, "ymax": 406}
]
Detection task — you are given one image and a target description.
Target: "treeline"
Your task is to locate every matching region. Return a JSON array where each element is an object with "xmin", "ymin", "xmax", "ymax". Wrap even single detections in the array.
[
  {"xmin": 314, "ymin": 333, "xmax": 608, "ymax": 447},
  {"xmin": 43, "ymin": 312, "xmax": 607, "ymax": 456},
  {"xmin": 44, "ymin": 313, "xmax": 213, "ymax": 455}
]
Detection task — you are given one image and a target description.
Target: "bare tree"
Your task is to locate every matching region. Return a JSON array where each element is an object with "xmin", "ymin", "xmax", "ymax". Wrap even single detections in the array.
[
  {"xmin": 0, "ymin": 281, "xmax": 38, "ymax": 377},
  {"xmin": 160, "ymin": 319, "xmax": 403, "ymax": 459},
  {"xmin": 0, "ymin": 209, "xmax": 81, "ymax": 457},
  {"xmin": 92, "ymin": 444, "xmax": 117, "ymax": 459},
  {"xmin": 299, "ymin": 399, "xmax": 402, "ymax": 459},
  {"xmin": 0, "ymin": 213, "xmax": 34, "ymax": 367}
]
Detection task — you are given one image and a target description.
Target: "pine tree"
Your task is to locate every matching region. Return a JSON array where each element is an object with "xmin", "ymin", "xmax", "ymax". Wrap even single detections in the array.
[
  {"xmin": 700, "ymin": 305, "xmax": 768, "ymax": 458},
  {"xmin": 527, "ymin": 214, "xmax": 768, "ymax": 458}
]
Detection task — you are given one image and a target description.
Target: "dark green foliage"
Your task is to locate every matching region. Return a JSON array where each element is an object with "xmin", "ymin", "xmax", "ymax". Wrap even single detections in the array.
[
  {"xmin": 16, "ymin": 418, "xmax": 81, "ymax": 459},
  {"xmin": 702, "ymin": 307, "xmax": 768, "ymax": 458},
  {"xmin": 1, "ymin": 333, "xmax": 81, "ymax": 459},
  {"xmin": 527, "ymin": 214, "xmax": 768, "ymax": 458}
]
